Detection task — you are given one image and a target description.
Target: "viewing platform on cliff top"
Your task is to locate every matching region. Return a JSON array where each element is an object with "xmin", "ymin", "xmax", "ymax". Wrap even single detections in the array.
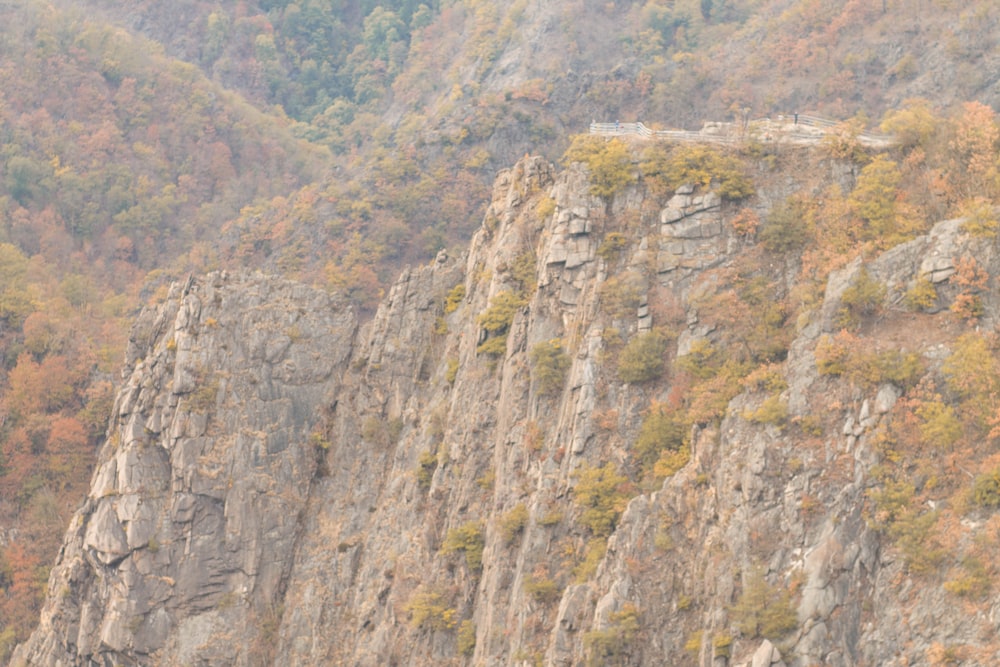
[{"xmin": 590, "ymin": 115, "xmax": 895, "ymax": 148}]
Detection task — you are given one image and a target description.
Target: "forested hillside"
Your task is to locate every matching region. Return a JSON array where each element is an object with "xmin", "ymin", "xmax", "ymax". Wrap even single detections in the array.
[{"xmin": 3, "ymin": 0, "xmax": 1000, "ymax": 661}]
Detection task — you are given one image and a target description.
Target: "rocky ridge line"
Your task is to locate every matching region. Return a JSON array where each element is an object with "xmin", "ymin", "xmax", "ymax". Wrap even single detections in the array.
[{"xmin": 15, "ymin": 153, "xmax": 1000, "ymax": 666}]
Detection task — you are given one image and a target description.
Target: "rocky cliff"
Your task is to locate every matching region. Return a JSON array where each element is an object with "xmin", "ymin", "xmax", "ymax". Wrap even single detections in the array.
[{"xmin": 14, "ymin": 149, "xmax": 1000, "ymax": 666}]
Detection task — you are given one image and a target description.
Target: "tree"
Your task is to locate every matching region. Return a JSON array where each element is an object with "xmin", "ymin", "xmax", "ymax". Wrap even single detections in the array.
[
  {"xmin": 5, "ymin": 156, "xmax": 52, "ymax": 206},
  {"xmin": 848, "ymin": 156, "xmax": 902, "ymax": 242},
  {"xmin": 618, "ymin": 331, "xmax": 669, "ymax": 383},
  {"xmin": 0, "ymin": 244, "xmax": 35, "ymax": 329},
  {"xmin": 563, "ymin": 136, "xmax": 636, "ymax": 199},
  {"xmin": 948, "ymin": 101, "xmax": 1000, "ymax": 200},
  {"xmin": 880, "ymin": 98, "xmax": 939, "ymax": 152},
  {"xmin": 362, "ymin": 7, "xmax": 407, "ymax": 69},
  {"xmin": 730, "ymin": 566, "xmax": 798, "ymax": 639},
  {"xmin": 572, "ymin": 463, "xmax": 629, "ymax": 536},
  {"xmin": 759, "ymin": 197, "xmax": 810, "ymax": 253},
  {"xmin": 530, "ymin": 339, "xmax": 571, "ymax": 395}
]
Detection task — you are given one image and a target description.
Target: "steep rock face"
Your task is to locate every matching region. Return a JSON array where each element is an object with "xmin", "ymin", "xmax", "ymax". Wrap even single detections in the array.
[
  {"xmin": 17, "ymin": 153, "xmax": 1000, "ymax": 667},
  {"xmin": 13, "ymin": 273, "xmax": 356, "ymax": 666}
]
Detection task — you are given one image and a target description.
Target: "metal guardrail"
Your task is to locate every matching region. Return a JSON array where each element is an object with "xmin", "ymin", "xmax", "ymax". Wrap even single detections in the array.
[{"xmin": 590, "ymin": 116, "xmax": 895, "ymax": 146}]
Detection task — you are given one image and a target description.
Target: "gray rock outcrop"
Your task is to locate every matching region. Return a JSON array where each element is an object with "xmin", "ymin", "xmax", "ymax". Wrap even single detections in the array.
[
  {"xmin": 16, "ymin": 155, "xmax": 1000, "ymax": 667},
  {"xmin": 13, "ymin": 273, "xmax": 357, "ymax": 666}
]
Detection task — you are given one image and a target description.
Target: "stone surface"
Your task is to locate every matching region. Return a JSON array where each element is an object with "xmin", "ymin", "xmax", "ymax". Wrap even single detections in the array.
[
  {"xmin": 14, "ymin": 272, "xmax": 358, "ymax": 667},
  {"xmin": 16, "ymin": 157, "xmax": 1000, "ymax": 667}
]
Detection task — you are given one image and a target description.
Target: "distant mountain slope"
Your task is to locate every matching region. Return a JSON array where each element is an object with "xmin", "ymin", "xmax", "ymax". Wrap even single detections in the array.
[
  {"xmin": 48, "ymin": 0, "xmax": 1000, "ymax": 294},
  {"xmin": 16, "ymin": 139, "xmax": 1000, "ymax": 665},
  {"xmin": 0, "ymin": 1, "xmax": 326, "ymax": 651},
  {"xmin": 4, "ymin": 0, "xmax": 1000, "ymax": 658}
]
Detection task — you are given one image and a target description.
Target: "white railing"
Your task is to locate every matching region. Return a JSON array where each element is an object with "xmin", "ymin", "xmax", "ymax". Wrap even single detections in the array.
[
  {"xmin": 590, "ymin": 116, "xmax": 896, "ymax": 146},
  {"xmin": 590, "ymin": 122, "xmax": 738, "ymax": 144}
]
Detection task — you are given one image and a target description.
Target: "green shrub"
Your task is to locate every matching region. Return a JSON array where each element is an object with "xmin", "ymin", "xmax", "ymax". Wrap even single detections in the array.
[
  {"xmin": 634, "ymin": 403, "xmax": 689, "ymax": 472},
  {"xmin": 848, "ymin": 156, "xmax": 902, "ymax": 240},
  {"xmin": 445, "ymin": 357, "xmax": 459, "ymax": 384},
  {"xmin": 942, "ymin": 332, "xmax": 997, "ymax": 402},
  {"xmin": 837, "ymin": 267, "xmax": 886, "ymax": 327},
  {"xmin": 889, "ymin": 510, "xmax": 945, "ymax": 574},
  {"xmin": 652, "ymin": 445, "xmax": 690, "ymax": 480},
  {"xmin": 730, "ymin": 567, "xmax": 798, "ymax": 639},
  {"xmin": 573, "ymin": 538, "xmax": 606, "ymax": 582},
  {"xmin": 457, "ymin": 620, "xmax": 476, "ymax": 656},
  {"xmin": 476, "ymin": 469, "xmax": 495, "ymax": 490},
  {"xmin": 871, "ymin": 476, "xmax": 945, "ymax": 573},
  {"xmin": 759, "ymin": 197, "xmax": 810, "ymax": 253},
  {"xmin": 600, "ymin": 271, "xmax": 645, "ymax": 320},
  {"xmin": 523, "ymin": 575, "xmax": 561, "ymax": 603},
  {"xmin": 597, "ymin": 232, "xmax": 628, "ymax": 261},
  {"xmin": 869, "ymin": 478, "xmax": 916, "ymax": 528},
  {"xmin": 530, "ymin": 339, "xmax": 571, "ymax": 395},
  {"xmin": 499, "ymin": 503, "xmax": 529, "ymax": 544},
  {"xmin": 562, "ymin": 135, "xmax": 636, "ymax": 199},
  {"xmin": 904, "ymin": 276, "xmax": 938, "ymax": 311},
  {"xmin": 0, "ymin": 627, "xmax": 18, "ymax": 661},
  {"xmin": 815, "ymin": 334, "xmax": 850, "ymax": 376},
  {"xmin": 618, "ymin": 330, "xmax": 669, "ymax": 383},
  {"xmin": 943, "ymin": 556, "xmax": 990, "ymax": 598},
  {"xmin": 510, "ymin": 250, "xmax": 537, "ymax": 294},
  {"xmin": 572, "ymin": 463, "xmax": 629, "ymax": 536},
  {"xmin": 959, "ymin": 197, "xmax": 999, "ymax": 238},
  {"xmin": 477, "ymin": 290, "xmax": 526, "ymax": 333},
  {"xmin": 815, "ymin": 334, "xmax": 923, "ymax": 389},
  {"xmin": 476, "ymin": 335, "xmax": 509, "ymax": 357},
  {"xmin": 675, "ymin": 338, "xmax": 718, "ymax": 379},
  {"xmin": 871, "ymin": 350, "xmax": 924, "ymax": 389},
  {"xmin": 362, "ymin": 415, "xmax": 403, "ymax": 446},
  {"xmin": 916, "ymin": 400, "xmax": 962, "ymax": 449},
  {"xmin": 477, "ymin": 290, "xmax": 526, "ymax": 356},
  {"xmin": 444, "ymin": 283, "xmax": 466, "ymax": 314},
  {"xmin": 416, "ymin": 448, "xmax": 438, "ymax": 490},
  {"xmin": 744, "ymin": 394, "xmax": 788, "ymax": 427},
  {"xmin": 713, "ymin": 633, "xmax": 733, "ymax": 659},
  {"xmin": 536, "ymin": 195, "xmax": 556, "ymax": 219},
  {"xmin": 188, "ymin": 378, "xmax": 220, "ymax": 413},
  {"xmin": 441, "ymin": 521, "xmax": 485, "ymax": 571},
  {"xmin": 583, "ymin": 604, "xmax": 640, "ymax": 667},
  {"xmin": 405, "ymin": 589, "xmax": 457, "ymax": 631},
  {"xmin": 641, "ymin": 143, "xmax": 753, "ymax": 200},
  {"xmin": 309, "ymin": 431, "xmax": 331, "ymax": 450},
  {"xmin": 684, "ymin": 630, "xmax": 703, "ymax": 656},
  {"xmin": 973, "ymin": 467, "xmax": 1000, "ymax": 507},
  {"xmin": 821, "ymin": 116, "xmax": 870, "ymax": 164},
  {"xmin": 538, "ymin": 509, "xmax": 563, "ymax": 526}
]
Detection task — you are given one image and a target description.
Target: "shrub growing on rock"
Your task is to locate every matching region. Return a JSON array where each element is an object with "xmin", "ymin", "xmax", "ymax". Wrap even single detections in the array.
[
  {"xmin": 618, "ymin": 330, "xmax": 669, "ymax": 383},
  {"xmin": 583, "ymin": 604, "xmax": 640, "ymax": 667},
  {"xmin": 730, "ymin": 567, "xmax": 798, "ymax": 639},
  {"xmin": 973, "ymin": 467, "xmax": 1000, "ymax": 507},
  {"xmin": 572, "ymin": 463, "xmax": 629, "ymax": 536},
  {"xmin": 405, "ymin": 589, "xmax": 457, "ymax": 631},
  {"xmin": 499, "ymin": 503, "xmax": 529, "ymax": 544},
  {"xmin": 562, "ymin": 135, "xmax": 636, "ymax": 199},
  {"xmin": 634, "ymin": 402, "xmax": 689, "ymax": 472},
  {"xmin": 600, "ymin": 271, "xmax": 645, "ymax": 321},
  {"xmin": 836, "ymin": 267, "xmax": 885, "ymax": 328},
  {"xmin": 640, "ymin": 143, "xmax": 754, "ymax": 200},
  {"xmin": 759, "ymin": 197, "xmax": 810, "ymax": 253},
  {"xmin": 530, "ymin": 339, "xmax": 571, "ymax": 395},
  {"xmin": 476, "ymin": 290, "xmax": 526, "ymax": 356},
  {"xmin": 456, "ymin": 620, "xmax": 476, "ymax": 656},
  {"xmin": 441, "ymin": 521, "xmax": 485, "ymax": 570}
]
